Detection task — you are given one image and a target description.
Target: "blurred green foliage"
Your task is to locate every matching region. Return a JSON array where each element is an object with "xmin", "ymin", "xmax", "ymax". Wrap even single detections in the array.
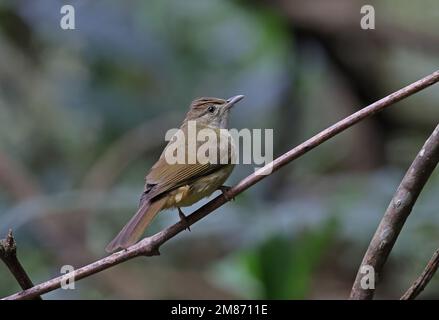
[
  {"xmin": 0, "ymin": 0, "xmax": 438, "ymax": 299},
  {"xmin": 243, "ymin": 218, "xmax": 337, "ymax": 299}
]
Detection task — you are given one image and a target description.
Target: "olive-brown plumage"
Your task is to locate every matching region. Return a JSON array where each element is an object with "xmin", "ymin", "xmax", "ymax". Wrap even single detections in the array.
[{"xmin": 106, "ymin": 95, "xmax": 244, "ymax": 252}]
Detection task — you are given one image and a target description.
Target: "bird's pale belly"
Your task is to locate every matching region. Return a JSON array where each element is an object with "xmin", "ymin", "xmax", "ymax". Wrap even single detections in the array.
[{"xmin": 163, "ymin": 164, "xmax": 234, "ymax": 209}]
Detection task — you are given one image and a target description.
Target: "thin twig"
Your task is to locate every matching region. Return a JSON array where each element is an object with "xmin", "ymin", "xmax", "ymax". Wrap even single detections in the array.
[
  {"xmin": 400, "ymin": 249, "xmax": 439, "ymax": 300},
  {"xmin": 350, "ymin": 124, "xmax": 439, "ymax": 299},
  {"xmin": 3, "ymin": 70, "xmax": 439, "ymax": 300},
  {"xmin": 0, "ymin": 230, "xmax": 42, "ymax": 300}
]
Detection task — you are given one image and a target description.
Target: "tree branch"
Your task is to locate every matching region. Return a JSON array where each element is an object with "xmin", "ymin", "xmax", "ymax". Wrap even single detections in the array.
[
  {"xmin": 2, "ymin": 70, "xmax": 439, "ymax": 300},
  {"xmin": 0, "ymin": 230, "xmax": 42, "ymax": 300},
  {"xmin": 350, "ymin": 124, "xmax": 439, "ymax": 299},
  {"xmin": 400, "ymin": 249, "xmax": 439, "ymax": 300}
]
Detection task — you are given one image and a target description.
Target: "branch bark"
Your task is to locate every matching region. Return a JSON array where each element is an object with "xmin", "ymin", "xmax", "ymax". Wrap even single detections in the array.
[
  {"xmin": 350, "ymin": 124, "xmax": 439, "ymax": 299},
  {"xmin": 2, "ymin": 70, "xmax": 439, "ymax": 300},
  {"xmin": 0, "ymin": 230, "xmax": 42, "ymax": 300},
  {"xmin": 400, "ymin": 249, "xmax": 439, "ymax": 300}
]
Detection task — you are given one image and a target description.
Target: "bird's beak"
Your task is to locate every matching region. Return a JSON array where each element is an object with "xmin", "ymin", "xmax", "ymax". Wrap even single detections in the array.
[{"xmin": 225, "ymin": 95, "xmax": 245, "ymax": 109}]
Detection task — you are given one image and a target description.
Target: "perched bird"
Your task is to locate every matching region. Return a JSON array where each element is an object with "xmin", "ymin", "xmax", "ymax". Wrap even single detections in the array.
[{"xmin": 106, "ymin": 95, "xmax": 244, "ymax": 252}]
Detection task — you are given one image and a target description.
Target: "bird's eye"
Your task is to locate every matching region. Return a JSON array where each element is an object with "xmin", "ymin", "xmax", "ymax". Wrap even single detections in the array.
[{"xmin": 208, "ymin": 105, "xmax": 216, "ymax": 113}]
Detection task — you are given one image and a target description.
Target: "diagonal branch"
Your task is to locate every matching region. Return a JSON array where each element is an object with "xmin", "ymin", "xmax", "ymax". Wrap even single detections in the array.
[
  {"xmin": 2, "ymin": 70, "xmax": 439, "ymax": 300},
  {"xmin": 401, "ymin": 249, "xmax": 439, "ymax": 300},
  {"xmin": 350, "ymin": 124, "xmax": 439, "ymax": 300},
  {"xmin": 0, "ymin": 230, "xmax": 42, "ymax": 300}
]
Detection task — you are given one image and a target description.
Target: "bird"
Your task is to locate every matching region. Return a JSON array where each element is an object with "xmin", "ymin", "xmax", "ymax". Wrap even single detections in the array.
[{"xmin": 105, "ymin": 95, "xmax": 244, "ymax": 252}]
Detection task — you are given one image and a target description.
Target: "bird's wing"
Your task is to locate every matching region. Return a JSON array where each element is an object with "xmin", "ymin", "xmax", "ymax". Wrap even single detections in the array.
[
  {"xmin": 141, "ymin": 125, "xmax": 233, "ymax": 202},
  {"xmin": 144, "ymin": 161, "xmax": 227, "ymax": 200}
]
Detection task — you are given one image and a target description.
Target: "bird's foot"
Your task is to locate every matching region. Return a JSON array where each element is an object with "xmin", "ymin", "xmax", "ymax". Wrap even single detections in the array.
[
  {"xmin": 178, "ymin": 208, "xmax": 191, "ymax": 232},
  {"xmin": 218, "ymin": 185, "xmax": 235, "ymax": 201}
]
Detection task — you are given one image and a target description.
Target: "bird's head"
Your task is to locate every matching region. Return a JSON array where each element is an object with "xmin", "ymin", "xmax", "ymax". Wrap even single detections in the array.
[{"xmin": 184, "ymin": 95, "xmax": 244, "ymax": 128}]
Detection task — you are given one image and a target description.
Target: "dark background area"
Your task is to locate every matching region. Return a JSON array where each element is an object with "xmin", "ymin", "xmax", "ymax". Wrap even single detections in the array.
[{"xmin": 0, "ymin": 0, "xmax": 438, "ymax": 299}]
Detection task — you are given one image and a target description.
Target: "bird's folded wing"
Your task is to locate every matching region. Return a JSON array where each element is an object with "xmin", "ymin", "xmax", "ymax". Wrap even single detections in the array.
[
  {"xmin": 142, "ymin": 126, "xmax": 233, "ymax": 201},
  {"xmin": 145, "ymin": 161, "xmax": 227, "ymax": 200}
]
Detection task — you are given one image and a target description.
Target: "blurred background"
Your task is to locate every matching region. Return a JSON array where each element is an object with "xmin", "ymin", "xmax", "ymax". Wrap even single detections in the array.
[{"xmin": 0, "ymin": 0, "xmax": 438, "ymax": 299}]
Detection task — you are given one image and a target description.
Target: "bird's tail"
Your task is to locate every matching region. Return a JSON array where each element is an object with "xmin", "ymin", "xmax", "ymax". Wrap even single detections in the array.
[{"xmin": 105, "ymin": 197, "xmax": 167, "ymax": 253}]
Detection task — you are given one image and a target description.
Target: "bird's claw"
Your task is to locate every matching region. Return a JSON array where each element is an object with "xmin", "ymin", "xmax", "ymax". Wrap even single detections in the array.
[
  {"xmin": 219, "ymin": 186, "xmax": 235, "ymax": 201},
  {"xmin": 178, "ymin": 208, "xmax": 191, "ymax": 232}
]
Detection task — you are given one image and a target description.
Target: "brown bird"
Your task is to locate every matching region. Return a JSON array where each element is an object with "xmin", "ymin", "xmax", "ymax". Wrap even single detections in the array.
[{"xmin": 106, "ymin": 95, "xmax": 244, "ymax": 252}]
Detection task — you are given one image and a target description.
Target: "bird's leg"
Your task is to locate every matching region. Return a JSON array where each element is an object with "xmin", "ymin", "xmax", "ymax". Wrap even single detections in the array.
[
  {"xmin": 178, "ymin": 207, "xmax": 191, "ymax": 232},
  {"xmin": 218, "ymin": 185, "xmax": 235, "ymax": 201}
]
